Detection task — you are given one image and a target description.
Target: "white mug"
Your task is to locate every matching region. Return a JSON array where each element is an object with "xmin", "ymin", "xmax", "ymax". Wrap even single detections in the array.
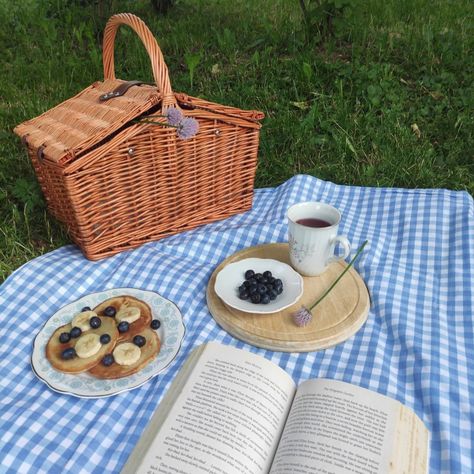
[{"xmin": 287, "ymin": 201, "xmax": 351, "ymax": 276}]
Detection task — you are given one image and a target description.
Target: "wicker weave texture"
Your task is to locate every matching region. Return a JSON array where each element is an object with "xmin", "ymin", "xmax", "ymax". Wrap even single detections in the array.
[{"xmin": 14, "ymin": 13, "xmax": 264, "ymax": 260}]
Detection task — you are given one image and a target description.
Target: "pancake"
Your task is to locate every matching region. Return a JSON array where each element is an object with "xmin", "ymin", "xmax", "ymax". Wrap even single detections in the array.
[
  {"xmin": 45, "ymin": 316, "xmax": 119, "ymax": 374},
  {"xmin": 89, "ymin": 327, "xmax": 160, "ymax": 379},
  {"xmin": 93, "ymin": 295, "xmax": 152, "ymax": 341}
]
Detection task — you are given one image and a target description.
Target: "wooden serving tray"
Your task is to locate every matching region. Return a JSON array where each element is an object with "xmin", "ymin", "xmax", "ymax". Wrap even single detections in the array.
[{"xmin": 206, "ymin": 243, "xmax": 370, "ymax": 352}]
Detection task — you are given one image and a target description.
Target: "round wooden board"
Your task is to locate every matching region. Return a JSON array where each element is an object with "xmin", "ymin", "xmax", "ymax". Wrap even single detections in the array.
[{"xmin": 206, "ymin": 243, "xmax": 370, "ymax": 352}]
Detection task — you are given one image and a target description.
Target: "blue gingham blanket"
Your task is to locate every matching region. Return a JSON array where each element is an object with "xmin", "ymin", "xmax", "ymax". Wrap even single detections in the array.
[{"xmin": 0, "ymin": 174, "xmax": 473, "ymax": 473}]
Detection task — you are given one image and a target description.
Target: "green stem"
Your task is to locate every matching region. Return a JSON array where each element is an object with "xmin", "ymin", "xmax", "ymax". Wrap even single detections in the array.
[
  {"xmin": 309, "ymin": 240, "xmax": 368, "ymax": 312},
  {"xmin": 133, "ymin": 119, "xmax": 178, "ymax": 129}
]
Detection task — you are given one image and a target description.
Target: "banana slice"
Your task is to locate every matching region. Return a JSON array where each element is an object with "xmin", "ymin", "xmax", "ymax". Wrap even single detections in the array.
[
  {"xmin": 75, "ymin": 333, "xmax": 101, "ymax": 359},
  {"xmin": 115, "ymin": 306, "xmax": 141, "ymax": 324},
  {"xmin": 113, "ymin": 343, "xmax": 141, "ymax": 366},
  {"xmin": 71, "ymin": 310, "xmax": 97, "ymax": 331}
]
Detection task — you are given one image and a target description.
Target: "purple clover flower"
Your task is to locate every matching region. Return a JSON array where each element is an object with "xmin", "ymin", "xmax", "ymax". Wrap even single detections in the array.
[
  {"xmin": 177, "ymin": 117, "xmax": 199, "ymax": 140},
  {"xmin": 292, "ymin": 307, "xmax": 313, "ymax": 327},
  {"xmin": 166, "ymin": 107, "xmax": 183, "ymax": 126}
]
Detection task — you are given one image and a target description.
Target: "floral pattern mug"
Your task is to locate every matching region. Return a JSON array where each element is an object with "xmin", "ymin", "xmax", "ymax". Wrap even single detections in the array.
[{"xmin": 287, "ymin": 201, "xmax": 351, "ymax": 276}]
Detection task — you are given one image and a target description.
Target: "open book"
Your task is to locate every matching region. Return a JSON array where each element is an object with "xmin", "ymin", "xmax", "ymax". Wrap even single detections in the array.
[{"xmin": 121, "ymin": 342, "xmax": 429, "ymax": 474}]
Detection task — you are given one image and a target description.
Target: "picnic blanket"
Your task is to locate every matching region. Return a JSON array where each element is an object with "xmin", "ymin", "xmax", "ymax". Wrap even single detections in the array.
[{"xmin": 0, "ymin": 174, "xmax": 473, "ymax": 473}]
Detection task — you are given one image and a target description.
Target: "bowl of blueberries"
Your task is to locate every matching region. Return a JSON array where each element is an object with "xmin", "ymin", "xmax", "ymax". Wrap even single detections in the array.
[{"xmin": 214, "ymin": 258, "xmax": 304, "ymax": 314}]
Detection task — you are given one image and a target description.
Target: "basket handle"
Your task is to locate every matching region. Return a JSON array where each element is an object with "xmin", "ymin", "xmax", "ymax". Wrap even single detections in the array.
[{"xmin": 102, "ymin": 13, "xmax": 176, "ymax": 108}]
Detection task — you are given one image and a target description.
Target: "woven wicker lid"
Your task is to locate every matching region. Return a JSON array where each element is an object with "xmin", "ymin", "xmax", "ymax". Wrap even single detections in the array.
[
  {"xmin": 14, "ymin": 79, "xmax": 161, "ymax": 164},
  {"xmin": 14, "ymin": 13, "xmax": 264, "ymax": 165},
  {"xmin": 14, "ymin": 80, "xmax": 264, "ymax": 164}
]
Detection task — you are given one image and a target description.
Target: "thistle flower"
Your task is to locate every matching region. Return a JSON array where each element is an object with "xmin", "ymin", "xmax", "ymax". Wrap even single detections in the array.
[
  {"xmin": 177, "ymin": 117, "xmax": 199, "ymax": 140},
  {"xmin": 293, "ymin": 307, "xmax": 313, "ymax": 327},
  {"xmin": 136, "ymin": 109, "xmax": 199, "ymax": 140},
  {"xmin": 292, "ymin": 240, "xmax": 368, "ymax": 327},
  {"xmin": 166, "ymin": 107, "xmax": 183, "ymax": 126}
]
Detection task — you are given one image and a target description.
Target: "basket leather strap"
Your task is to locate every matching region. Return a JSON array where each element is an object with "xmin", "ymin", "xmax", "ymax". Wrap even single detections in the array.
[
  {"xmin": 102, "ymin": 13, "xmax": 176, "ymax": 109},
  {"xmin": 99, "ymin": 80, "xmax": 145, "ymax": 101}
]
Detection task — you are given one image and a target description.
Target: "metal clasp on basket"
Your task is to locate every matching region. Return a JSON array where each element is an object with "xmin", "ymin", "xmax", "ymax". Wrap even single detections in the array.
[
  {"xmin": 37, "ymin": 146, "xmax": 46, "ymax": 161},
  {"xmin": 99, "ymin": 91, "xmax": 121, "ymax": 101}
]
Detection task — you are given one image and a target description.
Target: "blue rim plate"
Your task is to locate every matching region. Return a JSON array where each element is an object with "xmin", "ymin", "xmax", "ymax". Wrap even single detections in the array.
[{"xmin": 31, "ymin": 288, "xmax": 185, "ymax": 398}]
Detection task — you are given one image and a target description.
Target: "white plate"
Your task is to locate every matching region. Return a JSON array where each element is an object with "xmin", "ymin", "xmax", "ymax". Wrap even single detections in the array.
[
  {"xmin": 31, "ymin": 288, "xmax": 185, "ymax": 398},
  {"xmin": 214, "ymin": 258, "xmax": 304, "ymax": 314}
]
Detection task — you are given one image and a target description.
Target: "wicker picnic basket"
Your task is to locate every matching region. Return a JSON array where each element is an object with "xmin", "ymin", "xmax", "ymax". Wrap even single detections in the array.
[{"xmin": 14, "ymin": 13, "xmax": 264, "ymax": 260}]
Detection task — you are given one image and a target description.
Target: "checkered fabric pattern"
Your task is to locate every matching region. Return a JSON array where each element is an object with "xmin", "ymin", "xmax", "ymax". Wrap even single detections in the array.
[{"xmin": 0, "ymin": 174, "xmax": 472, "ymax": 473}]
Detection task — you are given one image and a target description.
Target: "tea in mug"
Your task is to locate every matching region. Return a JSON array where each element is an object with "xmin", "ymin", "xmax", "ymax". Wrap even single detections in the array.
[{"xmin": 295, "ymin": 218, "xmax": 331, "ymax": 228}]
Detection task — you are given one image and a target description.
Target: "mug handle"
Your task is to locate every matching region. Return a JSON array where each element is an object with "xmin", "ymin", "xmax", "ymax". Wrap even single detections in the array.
[{"xmin": 327, "ymin": 235, "xmax": 351, "ymax": 264}]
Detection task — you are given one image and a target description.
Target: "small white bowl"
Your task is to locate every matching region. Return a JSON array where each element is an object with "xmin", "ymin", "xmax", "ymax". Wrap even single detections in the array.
[{"xmin": 214, "ymin": 258, "xmax": 304, "ymax": 314}]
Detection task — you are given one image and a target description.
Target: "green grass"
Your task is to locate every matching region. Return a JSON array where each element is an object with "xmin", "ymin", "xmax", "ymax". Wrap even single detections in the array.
[{"xmin": 1, "ymin": 0, "xmax": 473, "ymax": 282}]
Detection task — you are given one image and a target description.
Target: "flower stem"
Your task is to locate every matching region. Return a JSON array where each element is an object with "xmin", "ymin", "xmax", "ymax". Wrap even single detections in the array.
[
  {"xmin": 133, "ymin": 119, "xmax": 178, "ymax": 129},
  {"xmin": 308, "ymin": 240, "xmax": 368, "ymax": 311}
]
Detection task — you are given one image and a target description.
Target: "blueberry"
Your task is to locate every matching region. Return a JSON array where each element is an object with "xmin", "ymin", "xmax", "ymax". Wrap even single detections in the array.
[
  {"xmin": 274, "ymin": 278, "xmax": 283, "ymax": 288},
  {"xmin": 239, "ymin": 271, "xmax": 282, "ymax": 302},
  {"xmin": 118, "ymin": 321, "xmax": 129, "ymax": 333},
  {"xmin": 261, "ymin": 294, "xmax": 270, "ymax": 304},
  {"xmin": 104, "ymin": 306, "xmax": 116, "ymax": 317},
  {"xmin": 133, "ymin": 335, "xmax": 146, "ymax": 347},
  {"xmin": 100, "ymin": 333, "xmax": 111, "ymax": 344},
  {"xmin": 59, "ymin": 332, "xmax": 71, "ymax": 343},
  {"xmin": 250, "ymin": 293, "xmax": 261, "ymax": 304},
  {"xmin": 89, "ymin": 316, "xmax": 101, "ymax": 329},
  {"xmin": 81, "ymin": 306, "xmax": 91, "ymax": 312},
  {"xmin": 239, "ymin": 290, "xmax": 249, "ymax": 300},
  {"xmin": 61, "ymin": 347, "xmax": 76, "ymax": 360},
  {"xmin": 70, "ymin": 327, "xmax": 82, "ymax": 338},
  {"xmin": 151, "ymin": 319, "xmax": 161, "ymax": 330},
  {"xmin": 244, "ymin": 270, "xmax": 255, "ymax": 279},
  {"xmin": 102, "ymin": 354, "xmax": 114, "ymax": 366}
]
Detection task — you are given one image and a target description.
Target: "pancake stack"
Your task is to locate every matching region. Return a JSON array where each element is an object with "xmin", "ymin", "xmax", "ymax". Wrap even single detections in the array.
[{"xmin": 45, "ymin": 296, "xmax": 161, "ymax": 379}]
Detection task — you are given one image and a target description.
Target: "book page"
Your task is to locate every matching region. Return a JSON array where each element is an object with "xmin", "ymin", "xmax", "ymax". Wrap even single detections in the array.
[
  {"xmin": 388, "ymin": 405, "xmax": 429, "ymax": 473},
  {"xmin": 270, "ymin": 379, "xmax": 398, "ymax": 474},
  {"xmin": 124, "ymin": 343, "xmax": 296, "ymax": 474}
]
